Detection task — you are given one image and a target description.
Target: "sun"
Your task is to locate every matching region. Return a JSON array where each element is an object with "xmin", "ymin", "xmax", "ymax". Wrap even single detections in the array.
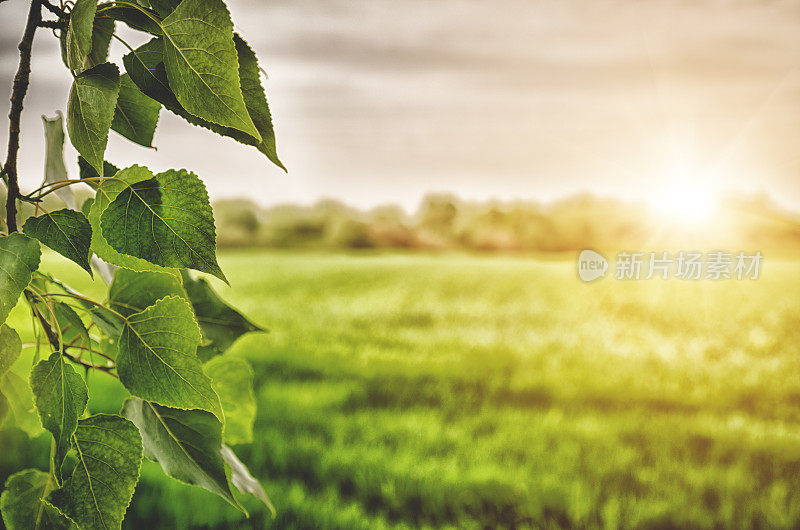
[{"xmin": 646, "ymin": 176, "xmax": 718, "ymax": 226}]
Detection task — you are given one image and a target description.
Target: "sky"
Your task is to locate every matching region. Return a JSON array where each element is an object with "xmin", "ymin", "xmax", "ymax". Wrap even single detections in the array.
[{"xmin": 1, "ymin": 0, "xmax": 799, "ymax": 212}]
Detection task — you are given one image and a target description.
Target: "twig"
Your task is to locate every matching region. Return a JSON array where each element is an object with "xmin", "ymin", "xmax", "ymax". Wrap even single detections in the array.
[
  {"xmin": 4, "ymin": 0, "xmax": 43, "ymax": 233},
  {"xmin": 65, "ymin": 343, "xmax": 116, "ymax": 363},
  {"xmin": 63, "ymin": 351, "xmax": 118, "ymax": 376},
  {"xmin": 24, "ymin": 291, "xmax": 119, "ymax": 379},
  {"xmin": 41, "ymin": 0, "xmax": 66, "ymax": 18},
  {"xmin": 30, "ymin": 177, "xmax": 104, "ymax": 199}
]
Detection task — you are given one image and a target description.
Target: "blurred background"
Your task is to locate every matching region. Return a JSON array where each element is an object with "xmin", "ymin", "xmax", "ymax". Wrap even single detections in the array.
[
  {"xmin": 3, "ymin": 0, "xmax": 800, "ymax": 528},
  {"xmin": 3, "ymin": 0, "xmax": 800, "ymax": 211}
]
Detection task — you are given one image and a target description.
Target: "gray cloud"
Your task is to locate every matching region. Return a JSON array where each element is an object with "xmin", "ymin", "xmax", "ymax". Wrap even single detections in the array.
[{"xmin": 1, "ymin": 0, "xmax": 799, "ymax": 211}]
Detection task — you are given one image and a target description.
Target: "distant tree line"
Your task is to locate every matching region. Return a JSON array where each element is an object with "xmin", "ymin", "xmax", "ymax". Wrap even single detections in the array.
[
  {"xmin": 8, "ymin": 187, "xmax": 798, "ymax": 253},
  {"xmin": 211, "ymin": 192, "xmax": 800, "ymax": 253}
]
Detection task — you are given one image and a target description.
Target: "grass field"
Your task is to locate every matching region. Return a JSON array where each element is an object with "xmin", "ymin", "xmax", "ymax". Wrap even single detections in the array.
[{"xmin": 3, "ymin": 251, "xmax": 800, "ymax": 529}]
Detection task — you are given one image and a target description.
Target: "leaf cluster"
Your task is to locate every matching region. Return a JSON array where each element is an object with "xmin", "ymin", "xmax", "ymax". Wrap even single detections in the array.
[{"xmin": 1, "ymin": 0, "xmax": 282, "ymax": 526}]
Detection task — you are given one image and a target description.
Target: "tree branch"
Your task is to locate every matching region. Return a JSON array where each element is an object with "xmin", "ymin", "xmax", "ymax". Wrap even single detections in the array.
[{"xmin": 4, "ymin": 0, "xmax": 43, "ymax": 233}]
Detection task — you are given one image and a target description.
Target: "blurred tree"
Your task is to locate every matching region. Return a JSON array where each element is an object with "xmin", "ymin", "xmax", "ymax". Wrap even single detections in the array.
[
  {"xmin": 215, "ymin": 199, "xmax": 261, "ymax": 247},
  {"xmin": 417, "ymin": 194, "xmax": 460, "ymax": 248}
]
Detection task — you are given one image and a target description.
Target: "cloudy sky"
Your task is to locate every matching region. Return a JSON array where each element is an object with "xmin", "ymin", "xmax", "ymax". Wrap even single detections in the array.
[{"xmin": 1, "ymin": 0, "xmax": 799, "ymax": 211}]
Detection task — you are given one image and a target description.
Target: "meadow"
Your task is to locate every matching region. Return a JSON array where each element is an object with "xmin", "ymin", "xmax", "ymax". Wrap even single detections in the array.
[{"xmin": 2, "ymin": 251, "xmax": 800, "ymax": 529}]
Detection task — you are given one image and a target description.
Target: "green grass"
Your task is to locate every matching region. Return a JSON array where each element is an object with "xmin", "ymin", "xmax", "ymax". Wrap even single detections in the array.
[{"xmin": 3, "ymin": 251, "xmax": 800, "ymax": 529}]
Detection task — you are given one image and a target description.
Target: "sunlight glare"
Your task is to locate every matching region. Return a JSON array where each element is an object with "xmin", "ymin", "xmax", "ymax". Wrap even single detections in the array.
[{"xmin": 647, "ymin": 174, "xmax": 718, "ymax": 226}]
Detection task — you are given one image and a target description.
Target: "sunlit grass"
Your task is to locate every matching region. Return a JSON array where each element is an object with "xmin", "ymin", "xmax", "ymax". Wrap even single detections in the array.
[{"xmin": 3, "ymin": 250, "xmax": 800, "ymax": 528}]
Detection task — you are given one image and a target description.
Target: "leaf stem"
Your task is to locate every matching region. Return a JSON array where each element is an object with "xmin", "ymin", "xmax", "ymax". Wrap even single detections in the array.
[
  {"xmin": 32, "ymin": 174, "xmax": 133, "ymax": 202},
  {"xmin": 93, "ymin": 18, "xmax": 137, "ymax": 54},
  {"xmin": 47, "ymin": 437, "xmax": 57, "ymax": 492},
  {"xmin": 4, "ymin": 0, "xmax": 43, "ymax": 233},
  {"xmin": 30, "ymin": 177, "xmax": 105, "ymax": 199},
  {"xmin": 38, "ymin": 291, "xmax": 128, "ymax": 321}
]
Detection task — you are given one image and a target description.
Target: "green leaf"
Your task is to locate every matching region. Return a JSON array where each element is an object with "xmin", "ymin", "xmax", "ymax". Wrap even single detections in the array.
[
  {"xmin": 205, "ymin": 357, "xmax": 255, "ymax": 445},
  {"xmin": 111, "ymin": 74, "xmax": 160, "ymax": 147},
  {"xmin": 78, "ymin": 156, "xmax": 119, "ymax": 190},
  {"xmin": 59, "ymin": 30, "xmax": 69, "ymax": 70},
  {"xmin": 160, "ymin": 0, "xmax": 260, "ymax": 141},
  {"xmin": 122, "ymin": 38, "xmax": 176, "ymax": 108},
  {"xmin": 121, "ymin": 397, "xmax": 244, "ymax": 512},
  {"xmin": 181, "ymin": 271, "xmax": 263, "ymax": 361},
  {"xmin": 86, "ymin": 16, "xmax": 115, "ymax": 69},
  {"xmin": 52, "ymin": 302, "xmax": 91, "ymax": 352},
  {"xmin": 0, "ymin": 392, "xmax": 8, "ymax": 427},
  {"xmin": 148, "ymin": 0, "xmax": 180, "ymax": 18},
  {"xmin": 117, "ymin": 296, "xmax": 222, "ymax": 419},
  {"xmin": 103, "ymin": 4, "xmax": 160, "ymax": 34},
  {"xmin": 0, "ymin": 324, "xmax": 22, "ymax": 376},
  {"xmin": 48, "ymin": 414, "xmax": 143, "ymax": 530},
  {"xmin": 0, "ymin": 346, "xmax": 35, "ymax": 434},
  {"xmin": 233, "ymin": 34, "xmax": 284, "ymax": 170},
  {"xmin": 67, "ymin": 63, "xmax": 121, "ymax": 177},
  {"xmin": 88, "ymin": 306, "xmax": 125, "ymax": 341},
  {"xmin": 2, "ymin": 371, "xmax": 44, "ymax": 437},
  {"xmin": 0, "ymin": 233, "xmax": 41, "ymax": 325},
  {"xmin": 65, "ymin": 0, "xmax": 98, "ymax": 71},
  {"xmin": 221, "ymin": 445, "xmax": 274, "ymax": 515},
  {"xmin": 100, "ymin": 169, "xmax": 226, "ymax": 281},
  {"xmin": 81, "ymin": 197, "xmax": 94, "ymax": 217},
  {"xmin": 23, "ymin": 210, "xmax": 93, "ymax": 276},
  {"xmin": 109, "ymin": 268, "xmax": 186, "ymax": 318},
  {"xmin": 124, "ymin": 37, "xmax": 284, "ymax": 169},
  {"xmin": 30, "ymin": 353, "xmax": 89, "ymax": 478},
  {"xmin": 88, "ymin": 164, "xmax": 174, "ymax": 273},
  {"xmin": 94, "ymin": 337, "xmax": 119, "ymax": 363},
  {"xmin": 1, "ymin": 469, "xmax": 75, "ymax": 530}
]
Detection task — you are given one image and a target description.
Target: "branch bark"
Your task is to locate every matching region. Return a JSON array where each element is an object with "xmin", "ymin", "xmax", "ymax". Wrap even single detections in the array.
[
  {"xmin": 38, "ymin": 20, "xmax": 65, "ymax": 30},
  {"xmin": 4, "ymin": 0, "xmax": 43, "ymax": 232}
]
